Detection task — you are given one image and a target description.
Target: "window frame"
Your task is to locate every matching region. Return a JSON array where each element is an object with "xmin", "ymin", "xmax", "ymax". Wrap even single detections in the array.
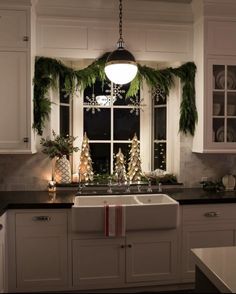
[{"xmin": 51, "ymin": 60, "xmax": 181, "ymax": 177}]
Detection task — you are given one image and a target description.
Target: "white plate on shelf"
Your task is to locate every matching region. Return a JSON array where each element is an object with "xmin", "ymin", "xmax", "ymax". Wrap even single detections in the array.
[
  {"xmin": 216, "ymin": 70, "xmax": 236, "ymax": 90},
  {"xmin": 216, "ymin": 126, "xmax": 236, "ymax": 142}
]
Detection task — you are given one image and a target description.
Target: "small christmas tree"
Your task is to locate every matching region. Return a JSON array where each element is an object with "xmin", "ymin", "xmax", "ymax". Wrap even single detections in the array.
[
  {"xmin": 79, "ymin": 132, "xmax": 94, "ymax": 182},
  {"xmin": 114, "ymin": 148, "xmax": 127, "ymax": 184},
  {"xmin": 128, "ymin": 134, "xmax": 142, "ymax": 182}
]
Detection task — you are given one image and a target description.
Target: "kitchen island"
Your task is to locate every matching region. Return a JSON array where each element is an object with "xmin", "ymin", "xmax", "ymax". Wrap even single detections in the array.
[{"xmin": 192, "ymin": 247, "xmax": 236, "ymax": 293}]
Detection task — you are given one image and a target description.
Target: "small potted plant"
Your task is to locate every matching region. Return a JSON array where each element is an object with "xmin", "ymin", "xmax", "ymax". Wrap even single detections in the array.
[{"xmin": 40, "ymin": 130, "xmax": 79, "ymax": 184}]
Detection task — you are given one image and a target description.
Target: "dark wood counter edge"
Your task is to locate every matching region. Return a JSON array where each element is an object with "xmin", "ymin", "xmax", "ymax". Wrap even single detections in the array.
[
  {"xmin": 176, "ymin": 198, "xmax": 236, "ymax": 205},
  {"xmin": 1, "ymin": 188, "xmax": 236, "ymax": 216}
]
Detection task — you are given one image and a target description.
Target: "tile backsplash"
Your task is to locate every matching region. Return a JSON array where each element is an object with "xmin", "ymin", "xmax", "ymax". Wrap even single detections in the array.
[
  {"xmin": 0, "ymin": 153, "xmax": 51, "ymax": 191},
  {"xmin": 0, "ymin": 135, "xmax": 236, "ymax": 191}
]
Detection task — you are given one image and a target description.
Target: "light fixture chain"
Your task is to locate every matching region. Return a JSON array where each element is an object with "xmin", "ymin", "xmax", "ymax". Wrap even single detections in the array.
[{"xmin": 119, "ymin": 0, "xmax": 123, "ymax": 43}]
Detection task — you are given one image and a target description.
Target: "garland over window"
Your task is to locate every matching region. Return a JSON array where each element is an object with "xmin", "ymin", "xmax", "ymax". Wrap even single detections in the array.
[{"xmin": 33, "ymin": 53, "xmax": 197, "ymax": 136}]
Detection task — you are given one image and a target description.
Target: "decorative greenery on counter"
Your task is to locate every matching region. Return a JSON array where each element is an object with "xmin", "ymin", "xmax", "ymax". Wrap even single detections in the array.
[
  {"xmin": 40, "ymin": 130, "xmax": 79, "ymax": 159},
  {"xmin": 200, "ymin": 180, "xmax": 225, "ymax": 192},
  {"xmin": 33, "ymin": 54, "xmax": 197, "ymax": 136}
]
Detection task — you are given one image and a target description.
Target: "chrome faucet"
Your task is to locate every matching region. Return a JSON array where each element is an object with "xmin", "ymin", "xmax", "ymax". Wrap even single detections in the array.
[
  {"xmin": 158, "ymin": 182, "xmax": 162, "ymax": 193},
  {"xmin": 125, "ymin": 179, "xmax": 131, "ymax": 193},
  {"xmin": 147, "ymin": 179, "xmax": 152, "ymax": 193},
  {"xmin": 137, "ymin": 183, "xmax": 142, "ymax": 193},
  {"xmin": 107, "ymin": 178, "xmax": 113, "ymax": 193}
]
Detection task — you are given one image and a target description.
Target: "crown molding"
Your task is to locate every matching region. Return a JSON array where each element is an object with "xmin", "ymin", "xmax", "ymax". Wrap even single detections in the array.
[{"xmin": 36, "ymin": 0, "xmax": 193, "ymax": 24}]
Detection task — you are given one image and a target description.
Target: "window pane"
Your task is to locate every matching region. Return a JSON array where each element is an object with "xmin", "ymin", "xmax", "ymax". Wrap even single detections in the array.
[
  {"xmin": 154, "ymin": 143, "xmax": 166, "ymax": 170},
  {"xmin": 84, "ymin": 108, "xmax": 111, "ymax": 140},
  {"xmin": 84, "ymin": 80, "xmax": 111, "ymax": 106},
  {"xmin": 90, "ymin": 143, "xmax": 110, "ymax": 174},
  {"xmin": 114, "ymin": 109, "xmax": 140, "ymax": 140},
  {"xmin": 213, "ymin": 65, "xmax": 225, "ymax": 90},
  {"xmin": 60, "ymin": 105, "xmax": 70, "ymax": 137},
  {"xmin": 213, "ymin": 118, "xmax": 225, "ymax": 142},
  {"xmin": 59, "ymin": 75, "xmax": 70, "ymax": 104},
  {"xmin": 112, "ymin": 83, "xmax": 140, "ymax": 106},
  {"xmin": 152, "ymin": 86, "xmax": 167, "ymax": 106},
  {"xmin": 228, "ymin": 66, "xmax": 236, "ymax": 90},
  {"xmin": 227, "ymin": 119, "xmax": 236, "ymax": 142},
  {"xmin": 154, "ymin": 107, "xmax": 166, "ymax": 140}
]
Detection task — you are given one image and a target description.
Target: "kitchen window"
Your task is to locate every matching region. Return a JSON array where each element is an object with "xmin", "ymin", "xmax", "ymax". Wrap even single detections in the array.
[{"xmin": 58, "ymin": 63, "xmax": 179, "ymax": 176}]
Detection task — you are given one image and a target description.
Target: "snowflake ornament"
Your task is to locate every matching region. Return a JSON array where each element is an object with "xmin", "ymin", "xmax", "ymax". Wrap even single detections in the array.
[
  {"xmin": 128, "ymin": 96, "xmax": 146, "ymax": 116},
  {"xmin": 105, "ymin": 83, "xmax": 125, "ymax": 100},
  {"xmin": 152, "ymin": 85, "xmax": 166, "ymax": 103},
  {"xmin": 85, "ymin": 93, "xmax": 101, "ymax": 114}
]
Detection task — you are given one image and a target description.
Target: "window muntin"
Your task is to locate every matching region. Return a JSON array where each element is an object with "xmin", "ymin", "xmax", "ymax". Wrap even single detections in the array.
[
  {"xmin": 152, "ymin": 86, "xmax": 167, "ymax": 170},
  {"xmin": 59, "ymin": 75, "xmax": 71, "ymax": 137}
]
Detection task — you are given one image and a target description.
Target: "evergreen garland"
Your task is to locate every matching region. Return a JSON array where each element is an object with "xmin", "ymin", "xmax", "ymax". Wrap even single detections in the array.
[{"xmin": 33, "ymin": 54, "xmax": 197, "ymax": 136}]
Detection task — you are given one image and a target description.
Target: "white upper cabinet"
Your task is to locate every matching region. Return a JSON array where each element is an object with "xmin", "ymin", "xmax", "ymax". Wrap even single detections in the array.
[
  {"xmin": 0, "ymin": 51, "xmax": 29, "ymax": 152},
  {"xmin": 192, "ymin": 0, "xmax": 236, "ymax": 153},
  {"xmin": 0, "ymin": 9, "xmax": 28, "ymax": 49},
  {"xmin": 0, "ymin": 2, "xmax": 35, "ymax": 154}
]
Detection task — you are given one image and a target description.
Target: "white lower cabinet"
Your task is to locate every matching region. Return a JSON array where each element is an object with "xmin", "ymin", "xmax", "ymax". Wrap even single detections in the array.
[
  {"xmin": 5, "ymin": 204, "xmax": 236, "ymax": 292},
  {"xmin": 0, "ymin": 214, "xmax": 5, "ymax": 293},
  {"xmin": 72, "ymin": 230, "xmax": 178, "ymax": 290},
  {"xmin": 126, "ymin": 231, "xmax": 178, "ymax": 283},
  {"xmin": 72, "ymin": 238, "xmax": 125, "ymax": 288},
  {"xmin": 181, "ymin": 204, "xmax": 236, "ymax": 282},
  {"xmin": 7, "ymin": 210, "xmax": 69, "ymax": 293}
]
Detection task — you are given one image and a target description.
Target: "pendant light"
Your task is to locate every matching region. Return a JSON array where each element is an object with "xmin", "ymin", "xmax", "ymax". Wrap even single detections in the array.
[{"xmin": 105, "ymin": 0, "xmax": 138, "ymax": 85}]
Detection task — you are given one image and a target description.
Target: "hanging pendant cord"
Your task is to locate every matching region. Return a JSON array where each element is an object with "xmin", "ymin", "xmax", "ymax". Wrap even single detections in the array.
[{"xmin": 118, "ymin": 0, "xmax": 124, "ymax": 48}]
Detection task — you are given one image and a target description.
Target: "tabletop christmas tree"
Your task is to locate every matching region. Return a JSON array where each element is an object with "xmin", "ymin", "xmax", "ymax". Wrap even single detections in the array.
[
  {"xmin": 79, "ymin": 132, "xmax": 94, "ymax": 182},
  {"xmin": 114, "ymin": 148, "xmax": 127, "ymax": 184},
  {"xmin": 128, "ymin": 134, "xmax": 142, "ymax": 182}
]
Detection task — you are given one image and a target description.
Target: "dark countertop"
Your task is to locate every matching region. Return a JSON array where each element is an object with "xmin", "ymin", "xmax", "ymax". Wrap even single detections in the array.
[{"xmin": 1, "ymin": 187, "xmax": 236, "ymax": 216}]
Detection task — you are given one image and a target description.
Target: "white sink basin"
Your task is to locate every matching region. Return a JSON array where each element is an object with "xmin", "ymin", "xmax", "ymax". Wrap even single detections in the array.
[
  {"xmin": 74, "ymin": 195, "xmax": 139, "ymax": 206},
  {"xmin": 72, "ymin": 194, "xmax": 179, "ymax": 232},
  {"xmin": 134, "ymin": 194, "xmax": 177, "ymax": 205}
]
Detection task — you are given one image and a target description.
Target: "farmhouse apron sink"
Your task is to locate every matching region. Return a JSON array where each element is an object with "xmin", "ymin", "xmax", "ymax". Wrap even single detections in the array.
[{"xmin": 72, "ymin": 194, "xmax": 179, "ymax": 232}]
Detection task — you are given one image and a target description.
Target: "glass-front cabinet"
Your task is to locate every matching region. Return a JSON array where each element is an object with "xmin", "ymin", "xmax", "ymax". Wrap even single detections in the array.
[{"xmin": 207, "ymin": 60, "xmax": 236, "ymax": 152}]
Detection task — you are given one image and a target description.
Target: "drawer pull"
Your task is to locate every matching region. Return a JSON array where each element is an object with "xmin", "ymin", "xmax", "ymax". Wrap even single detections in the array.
[
  {"xmin": 204, "ymin": 212, "xmax": 219, "ymax": 218},
  {"xmin": 0, "ymin": 224, "xmax": 3, "ymax": 230},
  {"xmin": 32, "ymin": 216, "xmax": 51, "ymax": 222}
]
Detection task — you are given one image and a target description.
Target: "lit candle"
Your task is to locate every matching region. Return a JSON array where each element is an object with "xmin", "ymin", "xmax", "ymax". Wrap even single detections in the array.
[
  {"xmin": 48, "ymin": 180, "xmax": 56, "ymax": 192},
  {"xmin": 72, "ymin": 173, "xmax": 79, "ymax": 183}
]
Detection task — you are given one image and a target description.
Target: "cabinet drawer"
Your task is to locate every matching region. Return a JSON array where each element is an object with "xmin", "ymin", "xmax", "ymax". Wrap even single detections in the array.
[
  {"xmin": 15, "ymin": 211, "xmax": 67, "ymax": 227},
  {"xmin": 182, "ymin": 204, "xmax": 236, "ymax": 223}
]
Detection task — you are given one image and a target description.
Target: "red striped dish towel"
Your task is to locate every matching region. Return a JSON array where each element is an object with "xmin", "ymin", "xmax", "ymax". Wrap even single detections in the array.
[{"xmin": 104, "ymin": 205, "xmax": 126, "ymax": 237}]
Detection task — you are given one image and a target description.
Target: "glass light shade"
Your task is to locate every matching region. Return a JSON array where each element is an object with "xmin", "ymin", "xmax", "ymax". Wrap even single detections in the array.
[
  {"xmin": 105, "ymin": 46, "xmax": 138, "ymax": 85},
  {"xmin": 105, "ymin": 63, "xmax": 138, "ymax": 85}
]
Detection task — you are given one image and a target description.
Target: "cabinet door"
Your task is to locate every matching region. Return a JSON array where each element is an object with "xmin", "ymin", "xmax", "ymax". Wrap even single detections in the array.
[
  {"xmin": 206, "ymin": 59, "xmax": 236, "ymax": 152},
  {"xmin": 0, "ymin": 215, "xmax": 5, "ymax": 293},
  {"xmin": 126, "ymin": 231, "xmax": 178, "ymax": 284},
  {"xmin": 0, "ymin": 52, "xmax": 29, "ymax": 152},
  {"xmin": 0, "ymin": 10, "xmax": 28, "ymax": 49},
  {"xmin": 182, "ymin": 224, "xmax": 235, "ymax": 281},
  {"xmin": 15, "ymin": 212, "xmax": 68, "ymax": 291},
  {"xmin": 72, "ymin": 238, "xmax": 125, "ymax": 289}
]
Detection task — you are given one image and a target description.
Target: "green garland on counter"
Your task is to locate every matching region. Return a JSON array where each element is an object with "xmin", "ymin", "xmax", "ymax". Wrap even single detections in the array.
[{"xmin": 33, "ymin": 53, "xmax": 197, "ymax": 136}]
